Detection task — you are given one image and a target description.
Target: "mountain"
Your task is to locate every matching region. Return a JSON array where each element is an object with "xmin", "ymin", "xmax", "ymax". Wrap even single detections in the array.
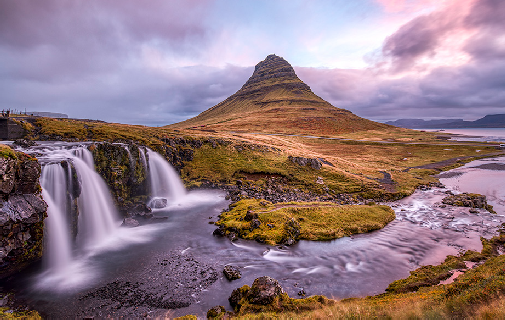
[
  {"xmin": 385, "ymin": 119, "xmax": 465, "ymax": 129},
  {"xmin": 387, "ymin": 114, "xmax": 505, "ymax": 129},
  {"xmin": 169, "ymin": 54, "xmax": 390, "ymax": 135}
]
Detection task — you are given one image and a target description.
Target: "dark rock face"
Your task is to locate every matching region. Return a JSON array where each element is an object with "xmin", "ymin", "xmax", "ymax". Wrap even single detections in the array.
[
  {"xmin": 91, "ymin": 143, "xmax": 149, "ymax": 211},
  {"xmin": 0, "ymin": 150, "xmax": 47, "ymax": 278},
  {"xmin": 223, "ymin": 265, "xmax": 242, "ymax": 280}
]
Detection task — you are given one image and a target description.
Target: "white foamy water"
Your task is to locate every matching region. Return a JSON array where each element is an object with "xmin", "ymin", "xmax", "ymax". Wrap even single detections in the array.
[{"xmin": 147, "ymin": 149, "xmax": 186, "ymax": 208}]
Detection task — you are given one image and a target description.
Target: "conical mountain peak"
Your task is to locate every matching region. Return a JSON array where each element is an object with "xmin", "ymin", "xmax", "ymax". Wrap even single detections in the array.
[
  {"xmin": 239, "ymin": 54, "xmax": 311, "ymax": 94},
  {"xmin": 169, "ymin": 55, "xmax": 389, "ymax": 135}
]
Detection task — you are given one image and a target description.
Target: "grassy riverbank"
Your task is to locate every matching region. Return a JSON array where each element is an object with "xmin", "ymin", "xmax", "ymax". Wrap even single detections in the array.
[{"xmin": 215, "ymin": 199, "xmax": 395, "ymax": 245}]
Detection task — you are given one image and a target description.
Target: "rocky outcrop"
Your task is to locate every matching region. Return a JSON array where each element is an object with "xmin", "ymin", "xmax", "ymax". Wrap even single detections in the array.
[
  {"xmin": 0, "ymin": 149, "xmax": 47, "ymax": 278},
  {"xmin": 229, "ymin": 276, "xmax": 285, "ymax": 310},
  {"xmin": 288, "ymin": 156, "xmax": 322, "ymax": 170},
  {"xmin": 442, "ymin": 193, "xmax": 495, "ymax": 213}
]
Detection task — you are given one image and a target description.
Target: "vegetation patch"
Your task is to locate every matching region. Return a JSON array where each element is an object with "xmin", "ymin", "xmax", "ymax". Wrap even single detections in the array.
[
  {"xmin": 0, "ymin": 144, "xmax": 17, "ymax": 159},
  {"xmin": 215, "ymin": 199, "xmax": 395, "ymax": 245}
]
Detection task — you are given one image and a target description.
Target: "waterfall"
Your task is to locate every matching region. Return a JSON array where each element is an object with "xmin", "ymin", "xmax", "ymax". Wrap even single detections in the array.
[
  {"xmin": 72, "ymin": 150, "xmax": 118, "ymax": 249},
  {"xmin": 123, "ymin": 145, "xmax": 135, "ymax": 168},
  {"xmin": 139, "ymin": 147, "xmax": 148, "ymax": 175},
  {"xmin": 40, "ymin": 165, "xmax": 72, "ymax": 272},
  {"xmin": 147, "ymin": 149, "xmax": 186, "ymax": 207},
  {"xmin": 35, "ymin": 145, "xmax": 119, "ymax": 273}
]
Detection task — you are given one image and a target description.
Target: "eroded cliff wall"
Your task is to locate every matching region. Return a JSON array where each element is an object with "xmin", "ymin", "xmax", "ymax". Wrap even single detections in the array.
[{"xmin": 0, "ymin": 146, "xmax": 47, "ymax": 278}]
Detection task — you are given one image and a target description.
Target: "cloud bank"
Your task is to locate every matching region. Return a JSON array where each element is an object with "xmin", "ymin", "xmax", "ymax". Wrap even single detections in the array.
[{"xmin": 0, "ymin": 0, "xmax": 503, "ymax": 125}]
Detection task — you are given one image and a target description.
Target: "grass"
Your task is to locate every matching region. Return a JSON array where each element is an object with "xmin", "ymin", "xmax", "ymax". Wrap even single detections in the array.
[
  {"xmin": 30, "ymin": 117, "xmax": 502, "ymax": 202},
  {"xmin": 215, "ymin": 199, "xmax": 395, "ymax": 245}
]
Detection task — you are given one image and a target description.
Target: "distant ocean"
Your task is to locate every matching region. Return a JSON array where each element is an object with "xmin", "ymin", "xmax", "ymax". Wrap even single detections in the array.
[{"xmin": 417, "ymin": 128, "xmax": 505, "ymax": 143}]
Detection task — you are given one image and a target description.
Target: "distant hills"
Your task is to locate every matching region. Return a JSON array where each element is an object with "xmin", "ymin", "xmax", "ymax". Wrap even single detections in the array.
[
  {"xmin": 169, "ymin": 54, "xmax": 391, "ymax": 135},
  {"xmin": 386, "ymin": 114, "xmax": 505, "ymax": 129}
]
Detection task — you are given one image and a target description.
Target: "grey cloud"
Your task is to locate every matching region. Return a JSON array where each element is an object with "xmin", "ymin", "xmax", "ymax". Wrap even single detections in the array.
[{"xmin": 381, "ymin": 12, "xmax": 455, "ymax": 72}]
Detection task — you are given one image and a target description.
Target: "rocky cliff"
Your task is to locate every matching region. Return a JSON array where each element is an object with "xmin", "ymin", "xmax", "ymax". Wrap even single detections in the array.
[{"xmin": 0, "ymin": 145, "xmax": 47, "ymax": 278}]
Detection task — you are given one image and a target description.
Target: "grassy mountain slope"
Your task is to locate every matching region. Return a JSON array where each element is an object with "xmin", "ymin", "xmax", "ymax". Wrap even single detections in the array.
[{"xmin": 169, "ymin": 54, "xmax": 392, "ymax": 135}]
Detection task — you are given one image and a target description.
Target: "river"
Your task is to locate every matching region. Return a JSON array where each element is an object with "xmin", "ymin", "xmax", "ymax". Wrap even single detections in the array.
[{"xmin": 2, "ymin": 143, "xmax": 505, "ymax": 318}]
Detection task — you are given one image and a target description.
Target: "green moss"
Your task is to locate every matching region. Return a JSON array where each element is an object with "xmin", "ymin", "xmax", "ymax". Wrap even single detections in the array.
[
  {"xmin": 216, "ymin": 199, "xmax": 395, "ymax": 245},
  {"xmin": 0, "ymin": 145, "xmax": 17, "ymax": 159}
]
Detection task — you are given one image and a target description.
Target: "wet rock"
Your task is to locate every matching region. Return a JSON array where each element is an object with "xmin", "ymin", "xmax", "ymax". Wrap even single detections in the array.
[
  {"xmin": 122, "ymin": 218, "xmax": 140, "ymax": 228},
  {"xmin": 227, "ymin": 232, "xmax": 238, "ymax": 241},
  {"xmin": 223, "ymin": 265, "xmax": 242, "ymax": 280},
  {"xmin": 247, "ymin": 276, "xmax": 285, "ymax": 305},
  {"xmin": 150, "ymin": 198, "xmax": 168, "ymax": 209},
  {"xmin": 13, "ymin": 139, "xmax": 37, "ymax": 148},
  {"xmin": 212, "ymin": 226, "xmax": 225, "ymax": 237},
  {"xmin": 297, "ymin": 288, "xmax": 306, "ymax": 296}
]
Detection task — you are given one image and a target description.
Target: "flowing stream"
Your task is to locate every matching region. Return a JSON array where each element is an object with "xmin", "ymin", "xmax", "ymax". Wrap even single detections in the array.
[{"xmin": 2, "ymin": 143, "xmax": 505, "ymax": 318}]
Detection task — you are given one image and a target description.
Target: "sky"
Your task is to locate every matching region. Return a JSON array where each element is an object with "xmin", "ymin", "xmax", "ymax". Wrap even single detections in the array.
[{"xmin": 1, "ymin": 0, "xmax": 504, "ymax": 126}]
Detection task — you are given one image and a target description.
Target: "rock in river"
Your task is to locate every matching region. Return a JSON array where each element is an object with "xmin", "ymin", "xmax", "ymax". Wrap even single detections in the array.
[{"xmin": 223, "ymin": 265, "xmax": 241, "ymax": 280}]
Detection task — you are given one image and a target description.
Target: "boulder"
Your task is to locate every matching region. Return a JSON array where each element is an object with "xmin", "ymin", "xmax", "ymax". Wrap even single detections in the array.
[
  {"xmin": 223, "ymin": 265, "xmax": 242, "ymax": 280},
  {"xmin": 121, "ymin": 218, "xmax": 140, "ymax": 228},
  {"xmin": 288, "ymin": 156, "xmax": 322, "ymax": 170},
  {"xmin": 150, "ymin": 198, "xmax": 168, "ymax": 209},
  {"xmin": 247, "ymin": 276, "xmax": 285, "ymax": 305}
]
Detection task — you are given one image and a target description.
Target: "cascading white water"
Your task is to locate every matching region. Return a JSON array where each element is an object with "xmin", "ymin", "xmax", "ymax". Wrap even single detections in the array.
[
  {"xmin": 40, "ymin": 165, "xmax": 72, "ymax": 272},
  {"xmin": 123, "ymin": 145, "xmax": 135, "ymax": 168},
  {"xmin": 73, "ymin": 148, "xmax": 94, "ymax": 168},
  {"xmin": 72, "ymin": 150, "xmax": 118, "ymax": 249},
  {"xmin": 30, "ymin": 145, "xmax": 120, "ymax": 274},
  {"xmin": 147, "ymin": 149, "xmax": 186, "ymax": 207},
  {"xmin": 139, "ymin": 147, "xmax": 148, "ymax": 175}
]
